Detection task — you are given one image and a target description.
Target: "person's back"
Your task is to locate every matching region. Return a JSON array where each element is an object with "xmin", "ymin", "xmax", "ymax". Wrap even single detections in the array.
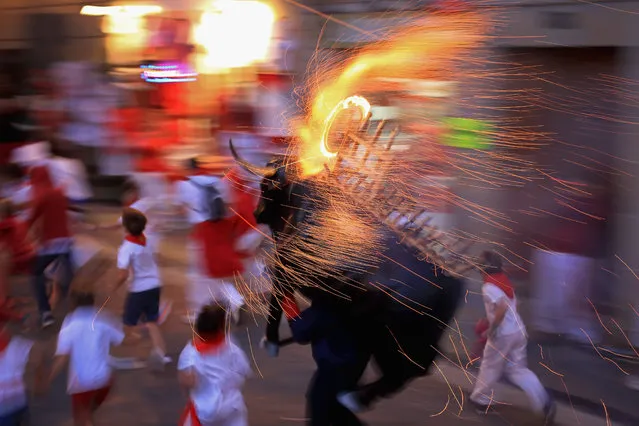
[
  {"xmin": 118, "ymin": 233, "xmax": 161, "ymax": 293},
  {"xmin": 58, "ymin": 306, "xmax": 123, "ymax": 393},
  {"xmin": 178, "ymin": 305, "xmax": 251, "ymax": 426},
  {"xmin": 28, "ymin": 165, "xmax": 70, "ymax": 244},
  {"xmin": 181, "ymin": 340, "xmax": 251, "ymax": 422},
  {"xmin": 0, "ymin": 335, "xmax": 33, "ymax": 417},
  {"xmin": 52, "ymin": 292, "xmax": 124, "ymax": 426}
]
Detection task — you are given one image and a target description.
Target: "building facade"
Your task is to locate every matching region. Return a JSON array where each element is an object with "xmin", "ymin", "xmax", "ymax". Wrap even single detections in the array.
[
  {"xmin": 5, "ymin": 0, "xmax": 639, "ymax": 343},
  {"xmin": 292, "ymin": 0, "xmax": 639, "ymax": 344}
]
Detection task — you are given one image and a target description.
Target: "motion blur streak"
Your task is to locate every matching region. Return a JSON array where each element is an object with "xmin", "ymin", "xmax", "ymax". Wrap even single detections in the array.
[{"xmin": 294, "ymin": 12, "xmax": 488, "ymax": 176}]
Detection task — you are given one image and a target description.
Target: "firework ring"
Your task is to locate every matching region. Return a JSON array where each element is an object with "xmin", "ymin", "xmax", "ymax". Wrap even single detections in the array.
[{"xmin": 320, "ymin": 95, "xmax": 371, "ymax": 159}]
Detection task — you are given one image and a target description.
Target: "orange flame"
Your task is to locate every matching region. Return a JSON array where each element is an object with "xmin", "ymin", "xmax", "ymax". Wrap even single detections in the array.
[{"xmin": 295, "ymin": 13, "xmax": 486, "ymax": 176}]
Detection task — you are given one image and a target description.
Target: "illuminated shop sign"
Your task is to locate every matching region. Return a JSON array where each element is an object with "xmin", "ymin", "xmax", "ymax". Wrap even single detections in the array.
[{"xmin": 141, "ymin": 63, "xmax": 198, "ymax": 83}]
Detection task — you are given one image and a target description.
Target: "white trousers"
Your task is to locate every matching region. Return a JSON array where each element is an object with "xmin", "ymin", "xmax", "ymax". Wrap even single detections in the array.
[
  {"xmin": 200, "ymin": 412, "xmax": 247, "ymax": 426},
  {"xmin": 186, "ymin": 241, "xmax": 244, "ymax": 314},
  {"xmin": 470, "ymin": 332, "xmax": 548, "ymax": 413}
]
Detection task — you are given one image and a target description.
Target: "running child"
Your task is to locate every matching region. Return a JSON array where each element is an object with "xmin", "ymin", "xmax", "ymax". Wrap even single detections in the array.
[
  {"xmin": 99, "ymin": 179, "xmax": 171, "ymax": 255},
  {"xmin": 115, "ymin": 207, "xmax": 170, "ymax": 370},
  {"xmin": 0, "ymin": 307, "xmax": 46, "ymax": 425},
  {"xmin": 470, "ymin": 250, "xmax": 556, "ymax": 422},
  {"xmin": 178, "ymin": 304, "xmax": 252, "ymax": 426},
  {"xmin": 50, "ymin": 291, "xmax": 124, "ymax": 426}
]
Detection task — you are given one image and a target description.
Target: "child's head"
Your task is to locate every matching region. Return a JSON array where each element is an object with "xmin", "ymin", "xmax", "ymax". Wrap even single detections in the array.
[
  {"xmin": 479, "ymin": 250, "xmax": 502, "ymax": 275},
  {"xmin": 195, "ymin": 304, "xmax": 227, "ymax": 339},
  {"xmin": 122, "ymin": 208, "xmax": 147, "ymax": 236},
  {"xmin": 71, "ymin": 291, "xmax": 95, "ymax": 309},
  {"xmin": 0, "ymin": 198, "xmax": 15, "ymax": 220},
  {"xmin": 121, "ymin": 179, "xmax": 140, "ymax": 206}
]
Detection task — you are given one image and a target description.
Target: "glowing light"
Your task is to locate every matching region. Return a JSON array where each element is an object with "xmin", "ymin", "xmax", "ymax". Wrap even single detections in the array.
[
  {"xmin": 141, "ymin": 64, "xmax": 198, "ymax": 83},
  {"xmin": 295, "ymin": 16, "xmax": 486, "ymax": 176},
  {"xmin": 80, "ymin": 5, "xmax": 162, "ymax": 34},
  {"xmin": 80, "ymin": 5, "xmax": 163, "ymax": 16},
  {"xmin": 193, "ymin": 0, "xmax": 275, "ymax": 73},
  {"xmin": 320, "ymin": 96, "xmax": 371, "ymax": 159}
]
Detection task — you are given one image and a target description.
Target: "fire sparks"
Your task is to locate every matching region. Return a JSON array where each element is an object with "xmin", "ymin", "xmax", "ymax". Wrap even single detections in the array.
[{"xmin": 294, "ymin": 13, "xmax": 487, "ymax": 176}]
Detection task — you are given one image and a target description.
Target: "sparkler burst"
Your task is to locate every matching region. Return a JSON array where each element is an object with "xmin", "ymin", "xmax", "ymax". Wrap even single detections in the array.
[{"xmin": 227, "ymin": 2, "xmax": 639, "ymax": 421}]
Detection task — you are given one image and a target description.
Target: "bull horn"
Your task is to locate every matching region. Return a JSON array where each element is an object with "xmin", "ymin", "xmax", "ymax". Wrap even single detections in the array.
[{"xmin": 229, "ymin": 139, "xmax": 277, "ymax": 177}]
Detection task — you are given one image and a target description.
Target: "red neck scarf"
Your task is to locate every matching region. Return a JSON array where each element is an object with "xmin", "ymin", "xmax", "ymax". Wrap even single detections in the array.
[
  {"xmin": 193, "ymin": 333, "xmax": 226, "ymax": 354},
  {"xmin": 484, "ymin": 272, "xmax": 515, "ymax": 299},
  {"xmin": 124, "ymin": 196, "xmax": 140, "ymax": 208},
  {"xmin": 125, "ymin": 234, "xmax": 146, "ymax": 246}
]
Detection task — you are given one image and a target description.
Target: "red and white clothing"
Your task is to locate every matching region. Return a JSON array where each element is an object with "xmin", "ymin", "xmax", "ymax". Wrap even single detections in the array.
[
  {"xmin": 470, "ymin": 273, "xmax": 549, "ymax": 413},
  {"xmin": 178, "ymin": 338, "xmax": 251, "ymax": 426},
  {"xmin": 481, "ymin": 273, "xmax": 525, "ymax": 339},
  {"xmin": 119, "ymin": 197, "xmax": 170, "ymax": 255},
  {"xmin": 27, "ymin": 165, "xmax": 72, "ymax": 255},
  {"xmin": 56, "ymin": 307, "xmax": 124, "ymax": 394},
  {"xmin": 226, "ymin": 169, "xmax": 268, "ymax": 295},
  {"xmin": 0, "ymin": 336, "xmax": 34, "ymax": 417},
  {"xmin": 176, "ymin": 175, "xmax": 244, "ymax": 314},
  {"xmin": 10, "ymin": 142, "xmax": 92, "ymax": 202},
  {"xmin": 117, "ymin": 236, "xmax": 161, "ymax": 293}
]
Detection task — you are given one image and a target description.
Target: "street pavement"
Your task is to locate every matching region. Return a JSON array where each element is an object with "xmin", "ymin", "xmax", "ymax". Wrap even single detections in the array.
[{"xmin": 8, "ymin": 207, "xmax": 622, "ymax": 426}]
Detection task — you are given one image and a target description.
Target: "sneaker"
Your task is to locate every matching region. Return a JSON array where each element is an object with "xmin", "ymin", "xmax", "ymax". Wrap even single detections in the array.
[
  {"xmin": 543, "ymin": 397, "xmax": 557, "ymax": 425},
  {"xmin": 337, "ymin": 392, "xmax": 367, "ymax": 413},
  {"xmin": 148, "ymin": 349, "xmax": 171, "ymax": 372},
  {"xmin": 109, "ymin": 356, "xmax": 147, "ymax": 370},
  {"xmin": 259, "ymin": 337, "xmax": 280, "ymax": 358},
  {"xmin": 41, "ymin": 312, "xmax": 55, "ymax": 329}
]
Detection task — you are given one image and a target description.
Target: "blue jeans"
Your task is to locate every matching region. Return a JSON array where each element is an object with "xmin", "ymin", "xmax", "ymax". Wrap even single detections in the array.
[
  {"xmin": 32, "ymin": 251, "xmax": 73, "ymax": 315},
  {"xmin": 0, "ymin": 407, "xmax": 28, "ymax": 426}
]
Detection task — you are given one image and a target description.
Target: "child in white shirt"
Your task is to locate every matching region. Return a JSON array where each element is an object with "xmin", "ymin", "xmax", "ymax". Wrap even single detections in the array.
[
  {"xmin": 100, "ymin": 179, "xmax": 169, "ymax": 255},
  {"xmin": 178, "ymin": 304, "xmax": 252, "ymax": 426},
  {"xmin": 50, "ymin": 292, "xmax": 124, "ymax": 426},
  {"xmin": 0, "ymin": 307, "xmax": 46, "ymax": 425},
  {"xmin": 470, "ymin": 251, "xmax": 555, "ymax": 422},
  {"xmin": 115, "ymin": 208, "xmax": 170, "ymax": 370}
]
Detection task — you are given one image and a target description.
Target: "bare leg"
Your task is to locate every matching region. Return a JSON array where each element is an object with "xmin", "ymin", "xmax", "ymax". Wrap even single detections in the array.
[
  {"xmin": 146, "ymin": 322, "xmax": 167, "ymax": 355},
  {"xmin": 122, "ymin": 326, "xmax": 143, "ymax": 345}
]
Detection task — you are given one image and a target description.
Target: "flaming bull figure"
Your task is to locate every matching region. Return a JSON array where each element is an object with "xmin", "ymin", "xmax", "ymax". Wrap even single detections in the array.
[{"xmin": 231, "ymin": 107, "xmax": 474, "ymax": 423}]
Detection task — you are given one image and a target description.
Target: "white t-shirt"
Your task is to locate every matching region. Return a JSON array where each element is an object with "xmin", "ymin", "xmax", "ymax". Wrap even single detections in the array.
[
  {"xmin": 175, "ymin": 175, "xmax": 230, "ymax": 225},
  {"xmin": 482, "ymin": 282, "xmax": 526, "ymax": 338},
  {"xmin": 55, "ymin": 307, "xmax": 124, "ymax": 394},
  {"xmin": 117, "ymin": 239, "xmax": 161, "ymax": 293},
  {"xmin": 178, "ymin": 341, "xmax": 252, "ymax": 424},
  {"xmin": 0, "ymin": 337, "xmax": 34, "ymax": 416},
  {"xmin": 46, "ymin": 157, "xmax": 93, "ymax": 201}
]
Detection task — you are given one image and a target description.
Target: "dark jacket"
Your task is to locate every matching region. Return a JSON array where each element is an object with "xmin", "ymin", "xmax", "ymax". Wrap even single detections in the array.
[{"xmin": 290, "ymin": 300, "xmax": 370, "ymax": 369}]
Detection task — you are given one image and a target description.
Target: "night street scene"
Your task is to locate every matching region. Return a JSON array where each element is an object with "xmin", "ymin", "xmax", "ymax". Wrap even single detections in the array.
[{"xmin": 2, "ymin": 1, "xmax": 639, "ymax": 425}]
